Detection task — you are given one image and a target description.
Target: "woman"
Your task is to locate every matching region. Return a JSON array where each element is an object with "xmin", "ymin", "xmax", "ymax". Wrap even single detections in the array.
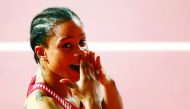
[{"xmin": 24, "ymin": 7, "xmax": 123, "ymax": 109}]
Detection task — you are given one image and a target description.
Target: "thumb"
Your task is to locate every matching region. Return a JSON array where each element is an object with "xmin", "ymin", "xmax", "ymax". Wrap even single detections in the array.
[{"xmin": 59, "ymin": 79, "xmax": 78, "ymax": 89}]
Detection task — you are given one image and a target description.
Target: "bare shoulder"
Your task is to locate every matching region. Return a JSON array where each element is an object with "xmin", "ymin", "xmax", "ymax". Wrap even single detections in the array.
[{"xmin": 24, "ymin": 89, "xmax": 62, "ymax": 109}]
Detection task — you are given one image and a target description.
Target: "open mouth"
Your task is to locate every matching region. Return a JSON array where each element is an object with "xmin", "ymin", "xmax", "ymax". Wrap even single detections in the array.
[{"xmin": 69, "ymin": 64, "xmax": 80, "ymax": 73}]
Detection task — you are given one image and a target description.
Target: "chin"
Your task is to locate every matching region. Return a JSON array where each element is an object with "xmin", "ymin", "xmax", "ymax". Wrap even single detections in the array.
[
  {"xmin": 64, "ymin": 74, "xmax": 79, "ymax": 83},
  {"xmin": 67, "ymin": 71, "xmax": 80, "ymax": 82},
  {"xmin": 70, "ymin": 77, "xmax": 80, "ymax": 82}
]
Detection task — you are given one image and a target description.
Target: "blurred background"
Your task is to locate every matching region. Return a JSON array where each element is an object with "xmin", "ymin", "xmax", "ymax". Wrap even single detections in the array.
[{"xmin": 0, "ymin": 0, "xmax": 190, "ymax": 109}]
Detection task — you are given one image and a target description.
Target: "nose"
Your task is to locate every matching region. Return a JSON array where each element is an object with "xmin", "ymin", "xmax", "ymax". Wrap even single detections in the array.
[
  {"xmin": 73, "ymin": 46, "xmax": 87, "ymax": 57},
  {"xmin": 74, "ymin": 51, "xmax": 83, "ymax": 57}
]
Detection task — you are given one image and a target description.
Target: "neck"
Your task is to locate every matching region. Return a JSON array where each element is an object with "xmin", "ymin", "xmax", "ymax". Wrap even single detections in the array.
[{"xmin": 39, "ymin": 64, "xmax": 72, "ymax": 98}]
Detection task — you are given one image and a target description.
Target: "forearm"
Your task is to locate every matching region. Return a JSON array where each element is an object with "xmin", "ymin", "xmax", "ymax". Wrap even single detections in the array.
[{"xmin": 102, "ymin": 80, "xmax": 123, "ymax": 109}]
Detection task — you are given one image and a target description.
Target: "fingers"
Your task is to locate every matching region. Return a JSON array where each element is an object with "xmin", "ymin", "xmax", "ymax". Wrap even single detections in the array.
[
  {"xmin": 80, "ymin": 51, "xmax": 92, "ymax": 80},
  {"xmin": 80, "ymin": 51, "xmax": 87, "ymax": 80},
  {"xmin": 96, "ymin": 56, "xmax": 103, "ymax": 76},
  {"xmin": 59, "ymin": 79, "xmax": 78, "ymax": 89},
  {"xmin": 96, "ymin": 56, "xmax": 114, "ymax": 86},
  {"xmin": 80, "ymin": 51, "xmax": 97, "ymax": 81},
  {"xmin": 90, "ymin": 51, "xmax": 96, "ymax": 69},
  {"xmin": 89, "ymin": 51, "xmax": 98, "ymax": 79},
  {"xmin": 96, "ymin": 56, "xmax": 105, "ymax": 82}
]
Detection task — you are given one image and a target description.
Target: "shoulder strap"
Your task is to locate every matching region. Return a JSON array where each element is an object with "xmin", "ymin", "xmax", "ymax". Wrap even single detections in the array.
[
  {"xmin": 26, "ymin": 76, "xmax": 85, "ymax": 109},
  {"xmin": 31, "ymin": 83, "xmax": 79, "ymax": 109}
]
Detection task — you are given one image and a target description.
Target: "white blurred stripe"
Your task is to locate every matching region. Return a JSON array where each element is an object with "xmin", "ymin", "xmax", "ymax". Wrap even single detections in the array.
[
  {"xmin": 89, "ymin": 42, "xmax": 190, "ymax": 51},
  {"xmin": 0, "ymin": 42, "xmax": 30, "ymax": 52},
  {"xmin": 1, "ymin": 42, "xmax": 190, "ymax": 51}
]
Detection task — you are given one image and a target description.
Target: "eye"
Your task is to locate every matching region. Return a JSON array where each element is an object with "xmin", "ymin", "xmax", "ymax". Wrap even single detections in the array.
[
  {"xmin": 63, "ymin": 43, "xmax": 72, "ymax": 48},
  {"xmin": 79, "ymin": 39, "xmax": 87, "ymax": 47}
]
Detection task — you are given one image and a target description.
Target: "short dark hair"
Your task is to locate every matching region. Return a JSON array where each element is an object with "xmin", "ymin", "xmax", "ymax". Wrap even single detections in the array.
[{"xmin": 30, "ymin": 7, "xmax": 82, "ymax": 63}]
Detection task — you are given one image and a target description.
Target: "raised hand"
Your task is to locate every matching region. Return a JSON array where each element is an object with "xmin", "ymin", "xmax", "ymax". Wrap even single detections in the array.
[
  {"xmin": 60, "ymin": 51, "xmax": 103, "ymax": 109},
  {"xmin": 60, "ymin": 50, "xmax": 123, "ymax": 109}
]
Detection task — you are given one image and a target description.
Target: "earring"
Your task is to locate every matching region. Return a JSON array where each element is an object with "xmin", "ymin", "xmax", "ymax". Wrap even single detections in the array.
[
  {"xmin": 40, "ymin": 56, "xmax": 45, "ymax": 61},
  {"xmin": 43, "ymin": 58, "xmax": 45, "ymax": 61}
]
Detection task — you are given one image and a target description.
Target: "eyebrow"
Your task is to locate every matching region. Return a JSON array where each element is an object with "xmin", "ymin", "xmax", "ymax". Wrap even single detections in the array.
[
  {"xmin": 60, "ymin": 33, "xmax": 85, "ymax": 40},
  {"xmin": 57, "ymin": 33, "xmax": 86, "ymax": 44}
]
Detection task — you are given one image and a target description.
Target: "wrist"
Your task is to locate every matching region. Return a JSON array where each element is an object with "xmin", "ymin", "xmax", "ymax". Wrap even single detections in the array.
[
  {"xmin": 102, "ymin": 79, "xmax": 116, "ymax": 88},
  {"xmin": 82, "ymin": 98, "xmax": 102, "ymax": 109}
]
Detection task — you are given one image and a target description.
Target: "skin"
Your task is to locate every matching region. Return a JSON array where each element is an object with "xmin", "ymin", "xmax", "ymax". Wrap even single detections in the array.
[{"xmin": 24, "ymin": 19, "xmax": 123, "ymax": 109}]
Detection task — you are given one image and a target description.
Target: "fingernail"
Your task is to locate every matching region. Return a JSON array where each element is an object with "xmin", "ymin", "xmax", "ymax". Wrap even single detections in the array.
[{"xmin": 59, "ymin": 79, "xmax": 63, "ymax": 83}]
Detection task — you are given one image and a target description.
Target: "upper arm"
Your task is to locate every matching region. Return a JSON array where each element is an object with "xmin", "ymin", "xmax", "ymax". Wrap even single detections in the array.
[
  {"xmin": 24, "ymin": 90, "xmax": 61, "ymax": 109},
  {"xmin": 25, "ymin": 97, "xmax": 62, "ymax": 109},
  {"xmin": 25, "ymin": 101, "xmax": 58, "ymax": 109}
]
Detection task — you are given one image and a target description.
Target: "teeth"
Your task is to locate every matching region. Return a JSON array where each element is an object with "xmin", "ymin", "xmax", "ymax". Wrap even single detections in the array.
[
  {"xmin": 72, "ymin": 64, "xmax": 79, "ymax": 67},
  {"xmin": 70, "ymin": 64, "xmax": 80, "ymax": 72}
]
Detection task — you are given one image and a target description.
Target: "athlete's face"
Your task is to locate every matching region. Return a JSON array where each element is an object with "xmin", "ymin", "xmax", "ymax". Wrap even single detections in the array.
[{"xmin": 45, "ymin": 19, "xmax": 88, "ymax": 82}]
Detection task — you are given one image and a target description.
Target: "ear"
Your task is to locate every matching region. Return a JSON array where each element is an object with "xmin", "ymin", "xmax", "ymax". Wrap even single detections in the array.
[{"xmin": 34, "ymin": 45, "xmax": 48, "ymax": 62}]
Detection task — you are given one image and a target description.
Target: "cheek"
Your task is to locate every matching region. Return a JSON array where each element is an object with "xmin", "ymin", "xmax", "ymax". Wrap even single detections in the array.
[
  {"xmin": 48, "ymin": 59, "xmax": 68, "ymax": 76},
  {"xmin": 50, "ymin": 56, "xmax": 65, "ymax": 68},
  {"xmin": 47, "ymin": 53, "xmax": 65, "ymax": 70},
  {"xmin": 46, "ymin": 50, "xmax": 74, "ymax": 72}
]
